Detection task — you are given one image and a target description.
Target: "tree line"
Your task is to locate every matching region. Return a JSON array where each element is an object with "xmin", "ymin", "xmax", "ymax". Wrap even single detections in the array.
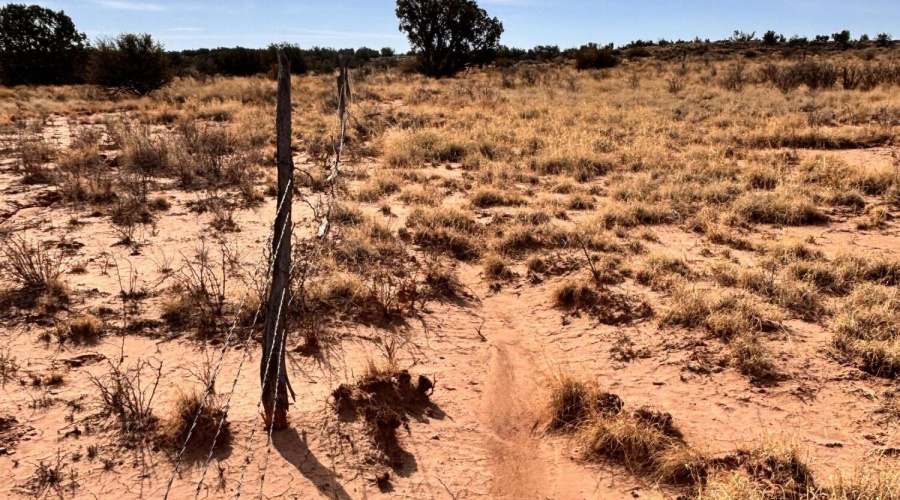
[{"xmin": 0, "ymin": 1, "xmax": 895, "ymax": 93}]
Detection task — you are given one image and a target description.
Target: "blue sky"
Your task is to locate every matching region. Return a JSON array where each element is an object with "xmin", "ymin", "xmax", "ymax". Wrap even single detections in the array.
[{"xmin": 25, "ymin": 1, "xmax": 900, "ymax": 51}]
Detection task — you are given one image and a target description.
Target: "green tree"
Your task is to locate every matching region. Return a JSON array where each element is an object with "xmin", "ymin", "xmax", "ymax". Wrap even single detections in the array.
[
  {"xmin": 0, "ymin": 4, "xmax": 87, "ymax": 86},
  {"xmin": 88, "ymin": 33, "xmax": 172, "ymax": 95},
  {"xmin": 396, "ymin": 0, "xmax": 504, "ymax": 78},
  {"xmin": 832, "ymin": 30, "xmax": 852, "ymax": 46},
  {"xmin": 876, "ymin": 33, "xmax": 893, "ymax": 47}
]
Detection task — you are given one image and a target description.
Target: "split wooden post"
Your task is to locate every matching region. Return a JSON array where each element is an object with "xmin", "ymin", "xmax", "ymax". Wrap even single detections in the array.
[{"xmin": 261, "ymin": 47, "xmax": 294, "ymax": 431}]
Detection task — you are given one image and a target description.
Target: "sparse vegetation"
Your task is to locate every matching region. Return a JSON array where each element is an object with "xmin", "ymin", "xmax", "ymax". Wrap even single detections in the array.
[{"xmin": 2, "ymin": 22, "xmax": 900, "ymax": 499}]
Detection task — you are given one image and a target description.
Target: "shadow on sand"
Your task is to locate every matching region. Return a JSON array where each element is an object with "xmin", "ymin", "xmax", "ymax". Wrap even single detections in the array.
[{"xmin": 273, "ymin": 427, "xmax": 353, "ymax": 500}]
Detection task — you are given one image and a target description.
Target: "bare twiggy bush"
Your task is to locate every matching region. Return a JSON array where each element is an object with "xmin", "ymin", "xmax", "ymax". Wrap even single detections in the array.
[
  {"xmin": 89, "ymin": 358, "xmax": 162, "ymax": 436},
  {"xmin": 0, "ymin": 234, "xmax": 67, "ymax": 310},
  {"xmin": 667, "ymin": 75, "xmax": 685, "ymax": 94},
  {"xmin": 13, "ymin": 128, "xmax": 54, "ymax": 185},
  {"xmin": 0, "ymin": 235, "xmax": 65, "ymax": 292},
  {"xmin": 0, "ymin": 347, "xmax": 19, "ymax": 384},
  {"xmin": 164, "ymin": 243, "xmax": 232, "ymax": 334},
  {"xmin": 26, "ymin": 451, "xmax": 78, "ymax": 498},
  {"xmin": 110, "ymin": 122, "xmax": 171, "ymax": 176}
]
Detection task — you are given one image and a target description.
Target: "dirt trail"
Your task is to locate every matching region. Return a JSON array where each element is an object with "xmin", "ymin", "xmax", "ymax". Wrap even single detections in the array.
[{"xmin": 477, "ymin": 291, "xmax": 637, "ymax": 500}]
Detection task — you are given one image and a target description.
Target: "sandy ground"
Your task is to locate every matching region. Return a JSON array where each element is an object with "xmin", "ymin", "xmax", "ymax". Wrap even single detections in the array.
[{"xmin": 1, "ymin": 112, "xmax": 899, "ymax": 500}]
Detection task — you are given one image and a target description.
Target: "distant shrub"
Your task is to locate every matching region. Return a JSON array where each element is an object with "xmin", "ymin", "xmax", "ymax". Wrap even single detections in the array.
[
  {"xmin": 88, "ymin": 33, "xmax": 173, "ymax": 95},
  {"xmin": 574, "ymin": 43, "xmax": 619, "ymax": 70},
  {"xmin": 626, "ymin": 47, "xmax": 652, "ymax": 59}
]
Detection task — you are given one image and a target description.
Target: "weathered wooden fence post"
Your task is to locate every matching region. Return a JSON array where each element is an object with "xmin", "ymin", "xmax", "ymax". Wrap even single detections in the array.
[{"xmin": 261, "ymin": 47, "xmax": 293, "ymax": 431}]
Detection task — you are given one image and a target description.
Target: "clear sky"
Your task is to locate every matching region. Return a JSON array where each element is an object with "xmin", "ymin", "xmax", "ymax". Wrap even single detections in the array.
[{"xmin": 24, "ymin": 0, "xmax": 900, "ymax": 51}]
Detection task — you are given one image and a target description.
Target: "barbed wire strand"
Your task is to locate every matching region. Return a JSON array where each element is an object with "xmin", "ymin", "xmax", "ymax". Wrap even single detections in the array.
[{"xmin": 161, "ymin": 178, "xmax": 293, "ymax": 500}]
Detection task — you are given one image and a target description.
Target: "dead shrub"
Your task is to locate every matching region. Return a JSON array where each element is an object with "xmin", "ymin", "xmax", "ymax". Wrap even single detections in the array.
[
  {"xmin": 89, "ymin": 358, "xmax": 162, "ymax": 436},
  {"xmin": 13, "ymin": 130, "xmax": 55, "ymax": 185}
]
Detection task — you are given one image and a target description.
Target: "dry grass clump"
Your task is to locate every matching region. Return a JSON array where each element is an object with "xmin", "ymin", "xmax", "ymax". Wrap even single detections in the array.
[
  {"xmin": 404, "ymin": 207, "xmax": 481, "ymax": 260},
  {"xmin": 356, "ymin": 172, "xmax": 402, "ymax": 202},
  {"xmin": 832, "ymin": 284, "xmax": 900, "ymax": 377},
  {"xmin": 330, "ymin": 203, "xmax": 365, "ymax": 226},
  {"xmin": 710, "ymin": 262, "xmax": 826, "ymax": 321},
  {"xmin": 592, "ymin": 201, "xmax": 675, "ymax": 229},
  {"xmin": 470, "ymin": 188, "xmax": 524, "ymax": 208},
  {"xmin": 56, "ymin": 314, "xmax": 104, "ymax": 345},
  {"xmin": 397, "ymin": 185, "xmax": 443, "ymax": 206},
  {"xmin": 383, "ymin": 129, "xmax": 471, "ymax": 167},
  {"xmin": 686, "ymin": 208, "xmax": 754, "ymax": 250},
  {"xmin": 491, "ymin": 222, "xmax": 570, "ymax": 255},
  {"xmin": 855, "ymin": 206, "xmax": 891, "ymax": 230},
  {"xmin": 798, "ymin": 154, "xmax": 899, "ymax": 196},
  {"xmin": 531, "ymin": 155, "xmax": 611, "ymax": 182},
  {"xmin": 546, "ymin": 375, "xmax": 622, "ymax": 431},
  {"xmin": 730, "ymin": 191, "xmax": 828, "ymax": 226},
  {"xmin": 833, "ymin": 253, "xmax": 900, "ymax": 288},
  {"xmin": 482, "ymin": 254, "xmax": 515, "ymax": 281},
  {"xmin": 553, "ymin": 279, "xmax": 652, "ymax": 325},
  {"xmin": 332, "ymin": 365, "xmax": 434, "ymax": 456},
  {"xmin": 662, "ymin": 285, "xmax": 779, "ymax": 379},
  {"xmin": 763, "ymin": 241, "xmax": 825, "ymax": 265},
  {"xmin": 306, "ymin": 271, "xmax": 368, "ymax": 314},
  {"xmin": 157, "ymin": 390, "xmax": 231, "ymax": 452},
  {"xmin": 662, "ymin": 286, "xmax": 770, "ymax": 340},
  {"xmin": 110, "ymin": 122, "xmax": 172, "ymax": 176},
  {"xmin": 567, "ymin": 193, "xmax": 596, "ymax": 210},
  {"xmin": 546, "ymin": 374, "xmax": 706, "ymax": 486},
  {"xmin": 332, "ymin": 219, "xmax": 397, "ymax": 269},
  {"xmin": 700, "ymin": 442, "xmax": 816, "ymax": 500},
  {"xmin": 635, "ymin": 253, "xmax": 694, "ymax": 291}
]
